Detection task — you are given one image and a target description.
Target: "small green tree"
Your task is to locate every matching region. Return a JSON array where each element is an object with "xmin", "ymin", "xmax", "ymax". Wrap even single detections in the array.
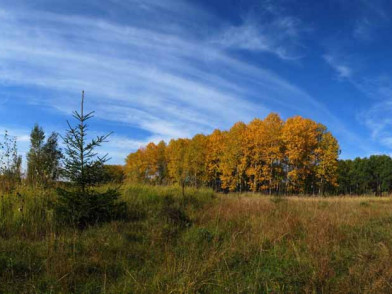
[
  {"xmin": 27, "ymin": 124, "xmax": 45, "ymax": 185},
  {"xmin": 27, "ymin": 124, "xmax": 62, "ymax": 187},
  {"xmin": 0, "ymin": 131, "xmax": 22, "ymax": 192},
  {"xmin": 61, "ymin": 92, "xmax": 111, "ymax": 191},
  {"xmin": 43, "ymin": 132, "xmax": 63, "ymax": 184},
  {"xmin": 55, "ymin": 91, "xmax": 126, "ymax": 228}
]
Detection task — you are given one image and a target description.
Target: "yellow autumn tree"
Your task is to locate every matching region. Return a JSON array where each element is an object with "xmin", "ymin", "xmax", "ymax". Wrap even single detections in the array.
[
  {"xmin": 143, "ymin": 142, "xmax": 159, "ymax": 183},
  {"xmin": 156, "ymin": 140, "xmax": 167, "ymax": 184},
  {"xmin": 243, "ymin": 114, "xmax": 284, "ymax": 193},
  {"xmin": 243, "ymin": 118, "xmax": 265, "ymax": 192},
  {"xmin": 124, "ymin": 143, "xmax": 160, "ymax": 184},
  {"xmin": 125, "ymin": 113, "xmax": 340, "ymax": 195},
  {"xmin": 206, "ymin": 129, "xmax": 225, "ymax": 190},
  {"xmin": 220, "ymin": 122, "xmax": 247, "ymax": 192},
  {"xmin": 166, "ymin": 138, "xmax": 189, "ymax": 192},
  {"xmin": 282, "ymin": 116, "xmax": 319, "ymax": 193},
  {"xmin": 184, "ymin": 134, "xmax": 208, "ymax": 187},
  {"xmin": 315, "ymin": 131, "xmax": 339, "ymax": 195},
  {"xmin": 125, "ymin": 149, "xmax": 147, "ymax": 183},
  {"xmin": 260, "ymin": 113, "xmax": 284, "ymax": 194}
]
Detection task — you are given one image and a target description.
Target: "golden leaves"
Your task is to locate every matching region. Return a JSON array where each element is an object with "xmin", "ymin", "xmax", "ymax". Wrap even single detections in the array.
[{"xmin": 124, "ymin": 113, "xmax": 339, "ymax": 194}]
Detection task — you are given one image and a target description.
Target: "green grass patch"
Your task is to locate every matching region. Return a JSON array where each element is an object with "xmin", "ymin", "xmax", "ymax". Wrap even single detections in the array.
[{"xmin": 2, "ymin": 186, "xmax": 392, "ymax": 293}]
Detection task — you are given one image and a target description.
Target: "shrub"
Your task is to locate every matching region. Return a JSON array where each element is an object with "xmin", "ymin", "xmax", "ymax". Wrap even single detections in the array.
[
  {"xmin": 160, "ymin": 195, "xmax": 191, "ymax": 228},
  {"xmin": 55, "ymin": 188, "xmax": 127, "ymax": 229},
  {"xmin": 102, "ymin": 165, "xmax": 125, "ymax": 184}
]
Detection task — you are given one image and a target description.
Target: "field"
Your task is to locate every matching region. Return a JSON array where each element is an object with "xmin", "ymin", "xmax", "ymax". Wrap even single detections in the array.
[{"xmin": 1, "ymin": 185, "xmax": 392, "ymax": 293}]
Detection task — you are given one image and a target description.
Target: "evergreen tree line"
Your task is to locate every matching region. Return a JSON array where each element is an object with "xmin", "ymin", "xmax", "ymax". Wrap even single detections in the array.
[
  {"xmin": 337, "ymin": 155, "xmax": 392, "ymax": 196},
  {"xmin": 125, "ymin": 113, "xmax": 340, "ymax": 195}
]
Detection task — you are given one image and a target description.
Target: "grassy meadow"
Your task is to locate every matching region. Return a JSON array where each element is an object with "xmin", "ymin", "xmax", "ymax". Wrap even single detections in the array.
[{"xmin": 1, "ymin": 185, "xmax": 392, "ymax": 293}]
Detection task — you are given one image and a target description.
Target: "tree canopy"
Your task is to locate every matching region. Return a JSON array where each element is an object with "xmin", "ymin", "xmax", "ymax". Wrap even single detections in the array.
[
  {"xmin": 27, "ymin": 124, "xmax": 62, "ymax": 187},
  {"xmin": 125, "ymin": 113, "xmax": 340, "ymax": 195}
]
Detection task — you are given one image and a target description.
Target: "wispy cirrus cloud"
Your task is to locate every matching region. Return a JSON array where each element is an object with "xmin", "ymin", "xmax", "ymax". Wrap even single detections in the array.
[
  {"xmin": 323, "ymin": 55, "xmax": 353, "ymax": 79},
  {"xmin": 0, "ymin": 0, "xmax": 359, "ymax": 163},
  {"xmin": 0, "ymin": 5, "xmax": 265, "ymax": 138},
  {"xmin": 319, "ymin": 1, "xmax": 392, "ymax": 155},
  {"xmin": 353, "ymin": 18, "xmax": 373, "ymax": 40},
  {"xmin": 213, "ymin": 7, "xmax": 307, "ymax": 60},
  {"xmin": 351, "ymin": 0, "xmax": 390, "ymax": 40},
  {"xmin": 360, "ymin": 102, "xmax": 392, "ymax": 150},
  {"xmin": 322, "ymin": 49, "xmax": 392, "ymax": 151},
  {"xmin": 354, "ymin": 76, "xmax": 392, "ymax": 149},
  {"xmin": 358, "ymin": 0, "xmax": 389, "ymax": 20}
]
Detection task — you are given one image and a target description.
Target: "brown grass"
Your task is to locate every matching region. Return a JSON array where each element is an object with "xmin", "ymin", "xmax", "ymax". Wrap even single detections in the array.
[{"xmin": 2, "ymin": 186, "xmax": 392, "ymax": 293}]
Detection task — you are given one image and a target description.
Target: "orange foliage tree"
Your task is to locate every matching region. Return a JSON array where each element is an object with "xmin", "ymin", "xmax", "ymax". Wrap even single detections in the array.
[
  {"xmin": 124, "ymin": 113, "xmax": 339, "ymax": 195},
  {"xmin": 220, "ymin": 122, "xmax": 247, "ymax": 192}
]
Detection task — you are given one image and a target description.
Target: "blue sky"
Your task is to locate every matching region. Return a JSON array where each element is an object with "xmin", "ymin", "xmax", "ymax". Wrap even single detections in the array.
[{"xmin": 1, "ymin": 0, "xmax": 392, "ymax": 165}]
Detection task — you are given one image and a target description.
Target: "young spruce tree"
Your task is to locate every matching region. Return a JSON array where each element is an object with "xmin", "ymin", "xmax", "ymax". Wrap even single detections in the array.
[{"xmin": 55, "ymin": 91, "xmax": 126, "ymax": 228}]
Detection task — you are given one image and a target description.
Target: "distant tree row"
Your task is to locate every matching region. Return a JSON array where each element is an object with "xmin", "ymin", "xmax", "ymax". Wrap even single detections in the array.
[
  {"xmin": 337, "ymin": 155, "xmax": 392, "ymax": 196},
  {"xmin": 0, "ymin": 125, "xmax": 63, "ymax": 191},
  {"xmin": 0, "ymin": 124, "xmax": 125, "ymax": 192},
  {"xmin": 125, "ymin": 113, "xmax": 340, "ymax": 195},
  {"xmin": 4, "ymin": 106, "xmax": 392, "ymax": 197},
  {"xmin": 0, "ymin": 125, "xmax": 124, "ymax": 192}
]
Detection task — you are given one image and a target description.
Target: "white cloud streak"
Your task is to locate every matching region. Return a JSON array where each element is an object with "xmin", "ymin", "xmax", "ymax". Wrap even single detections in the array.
[
  {"xmin": 213, "ymin": 10, "xmax": 307, "ymax": 60},
  {"xmin": 0, "ymin": 0, "xmax": 356, "ymax": 163},
  {"xmin": 354, "ymin": 76, "xmax": 392, "ymax": 149},
  {"xmin": 323, "ymin": 55, "xmax": 352, "ymax": 79}
]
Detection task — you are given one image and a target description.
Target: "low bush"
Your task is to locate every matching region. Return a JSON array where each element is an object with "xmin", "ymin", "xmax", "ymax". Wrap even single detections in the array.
[{"xmin": 55, "ymin": 188, "xmax": 127, "ymax": 229}]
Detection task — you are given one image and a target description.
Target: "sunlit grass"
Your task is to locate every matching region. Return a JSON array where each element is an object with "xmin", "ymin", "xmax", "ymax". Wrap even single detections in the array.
[{"xmin": 1, "ymin": 185, "xmax": 392, "ymax": 293}]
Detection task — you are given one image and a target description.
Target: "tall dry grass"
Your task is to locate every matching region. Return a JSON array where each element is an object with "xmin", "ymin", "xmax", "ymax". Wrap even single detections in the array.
[{"xmin": 1, "ymin": 185, "xmax": 392, "ymax": 293}]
